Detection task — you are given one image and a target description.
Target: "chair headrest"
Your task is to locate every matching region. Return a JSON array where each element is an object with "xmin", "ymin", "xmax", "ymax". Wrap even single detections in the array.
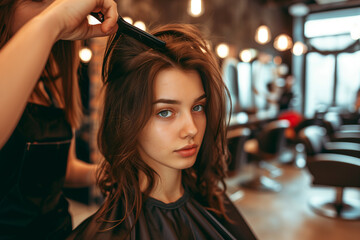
[{"xmin": 299, "ymin": 125, "xmax": 326, "ymax": 155}]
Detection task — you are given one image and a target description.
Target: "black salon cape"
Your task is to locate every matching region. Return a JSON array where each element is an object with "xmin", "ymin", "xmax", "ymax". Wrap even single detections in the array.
[{"xmin": 68, "ymin": 190, "xmax": 256, "ymax": 240}]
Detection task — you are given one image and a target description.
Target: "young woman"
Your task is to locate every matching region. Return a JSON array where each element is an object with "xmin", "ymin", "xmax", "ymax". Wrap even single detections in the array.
[
  {"xmin": 0, "ymin": 0, "xmax": 118, "ymax": 239},
  {"xmin": 68, "ymin": 24, "xmax": 256, "ymax": 239}
]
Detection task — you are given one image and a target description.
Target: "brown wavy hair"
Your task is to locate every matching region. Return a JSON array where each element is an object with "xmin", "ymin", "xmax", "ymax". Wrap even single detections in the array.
[
  {"xmin": 97, "ymin": 24, "xmax": 230, "ymax": 233},
  {"xmin": 0, "ymin": 0, "xmax": 82, "ymax": 128}
]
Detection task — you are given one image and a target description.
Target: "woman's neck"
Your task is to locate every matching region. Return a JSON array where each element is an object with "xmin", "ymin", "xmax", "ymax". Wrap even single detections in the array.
[{"xmin": 140, "ymin": 169, "xmax": 184, "ymax": 204}]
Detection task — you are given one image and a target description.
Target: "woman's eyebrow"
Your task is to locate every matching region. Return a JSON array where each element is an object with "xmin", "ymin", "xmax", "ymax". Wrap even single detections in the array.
[
  {"xmin": 153, "ymin": 99, "xmax": 180, "ymax": 105},
  {"xmin": 195, "ymin": 93, "xmax": 207, "ymax": 102},
  {"xmin": 153, "ymin": 93, "xmax": 207, "ymax": 105}
]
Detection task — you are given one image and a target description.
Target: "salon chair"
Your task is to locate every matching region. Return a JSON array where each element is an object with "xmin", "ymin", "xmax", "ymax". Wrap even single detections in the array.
[
  {"xmin": 294, "ymin": 118, "xmax": 324, "ymax": 135},
  {"xmin": 299, "ymin": 125, "xmax": 360, "ymax": 220},
  {"xmin": 322, "ymin": 112, "xmax": 360, "ymax": 143},
  {"xmin": 227, "ymin": 128, "xmax": 251, "ymax": 176},
  {"xmin": 299, "ymin": 125, "xmax": 360, "ymax": 158},
  {"xmin": 325, "ymin": 106, "xmax": 360, "ymax": 125},
  {"xmin": 241, "ymin": 119, "xmax": 290, "ymax": 192},
  {"xmin": 341, "ymin": 111, "xmax": 360, "ymax": 125}
]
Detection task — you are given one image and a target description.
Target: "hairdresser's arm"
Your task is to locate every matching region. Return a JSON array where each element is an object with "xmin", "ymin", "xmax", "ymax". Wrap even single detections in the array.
[
  {"xmin": 64, "ymin": 137, "xmax": 97, "ymax": 188},
  {"xmin": 0, "ymin": 0, "xmax": 118, "ymax": 148}
]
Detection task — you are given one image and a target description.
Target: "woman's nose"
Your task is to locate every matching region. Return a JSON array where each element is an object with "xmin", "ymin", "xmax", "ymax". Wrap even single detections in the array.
[{"xmin": 180, "ymin": 112, "xmax": 198, "ymax": 139}]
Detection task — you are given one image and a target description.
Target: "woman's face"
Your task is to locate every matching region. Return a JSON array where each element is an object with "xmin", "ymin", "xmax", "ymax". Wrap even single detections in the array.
[
  {"xmin": 137, "ymin": 68, "xmax": 207, "ymax": 175},
  {"xmin": 12, "ymin": 0, "xmax": 54, "ymax": 34}
]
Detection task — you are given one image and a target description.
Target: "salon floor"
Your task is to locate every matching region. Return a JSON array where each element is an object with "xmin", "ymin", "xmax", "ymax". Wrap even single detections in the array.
[{"xmin": 68, "ymin": 163, "xmax": 360, "ymax": 240}]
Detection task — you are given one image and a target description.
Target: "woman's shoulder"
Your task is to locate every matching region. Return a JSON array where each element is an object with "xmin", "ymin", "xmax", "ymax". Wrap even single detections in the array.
[
  {"xmin": 185, "ymin": 189, "xmax": 257, "ymax": 239},
  {"xmin": 214, "ymin": 192, "xmax": 257, "ymax": 240},
  {"xmin": 67, "ymin": 202, "xmax": 131, "ymax": 240}
]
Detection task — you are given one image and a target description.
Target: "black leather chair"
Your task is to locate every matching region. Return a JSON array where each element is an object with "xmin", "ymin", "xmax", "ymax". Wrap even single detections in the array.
[
  {"xmin": 299, "ymin": 125, "xmax": 360, "ymax": 220},
  {"xmin": 227, "ymin": 127, "xmax": 251, "ymax": 176},
  {"xmin": 299, "ymin": 125, "xmax": 360, "ymax": 158},
  {"xmin": 241, "ymin": 119, "xmax": 290, "ymax": 192},
  {"xmin": 322, "ymin": 112, "xmax": 360, "ymax": 143}
]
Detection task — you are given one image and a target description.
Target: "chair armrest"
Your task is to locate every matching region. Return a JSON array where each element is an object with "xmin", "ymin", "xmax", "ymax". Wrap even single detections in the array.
[
  {"xmin": 339, "ymin": 124, "xmax": 360, "ymax": 132},
  {"xmin": 331, "ymin": 132, "xmax": 360, "ymax": 143},
  {"xmin": 324, "ymin": 142, "xmax": 360, "ymax": 158}
]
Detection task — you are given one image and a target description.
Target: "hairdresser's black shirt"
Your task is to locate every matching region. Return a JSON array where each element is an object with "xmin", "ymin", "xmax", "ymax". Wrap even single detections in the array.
[
  {"xmin": 68, "ymin": 190, "xmax": 256, "ymax": 240},
  {"xmin": 0, "ymin": 103, "xmax": 73, "ymax": 239}
]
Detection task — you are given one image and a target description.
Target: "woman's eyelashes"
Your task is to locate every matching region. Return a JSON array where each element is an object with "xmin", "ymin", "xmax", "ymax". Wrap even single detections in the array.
[
  {"xmin": 157, "ymin": 109, "xmax": 174, "ymax": 118},
  {"xmin": 156, "ymin": 103, "xmax": 206, "ymax": 119}
]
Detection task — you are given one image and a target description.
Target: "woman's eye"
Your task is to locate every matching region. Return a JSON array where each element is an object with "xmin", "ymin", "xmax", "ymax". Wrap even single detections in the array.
[
  {"xmin": 193, "ymin": 105, "xmax": 204, "ymax": 112},
  {"xmin": 157, "ymin": 110, "xmax": 173, "ymax": 118}
]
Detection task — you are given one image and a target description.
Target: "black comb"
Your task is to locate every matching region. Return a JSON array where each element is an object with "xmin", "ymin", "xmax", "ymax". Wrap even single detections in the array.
[{"xmin": 90, "ymin": 12, "xmax": 166, "ymax": 51}]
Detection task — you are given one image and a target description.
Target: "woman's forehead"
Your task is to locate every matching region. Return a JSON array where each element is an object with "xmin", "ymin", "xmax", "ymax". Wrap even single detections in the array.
[{"xmin": 153, "ymin": 68, "xmax": 205, "ymax": 102}]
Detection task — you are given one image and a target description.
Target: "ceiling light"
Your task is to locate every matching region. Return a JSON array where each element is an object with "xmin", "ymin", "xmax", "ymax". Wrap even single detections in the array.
[
  {"xmin": 216, "ymin": 43, "xmax": 229, "ymax": 59},
  {"xmin": 189, "ymin": 0, "xmax": 204, "ymax": 17},
  {"xmin": 79, "ymin": 47, "xmax": 92, "ymax": 63},
  {"xmin": 292, "ymin": 41, "xmax": 308, "ymax": 56},
  {"xmin": 134, "ymin": 21, "xmax": 146, "ymax": 31},
  {"xmin": 123, "ymin": 17, "xmax": 133, "ymax": 25},
  {"xmin": 274, "ymin": 34, "xmax": 293, "ymax": 51},
  {"xmin": 255, "ymin": 25, "xmax": 271, "ymax": 45},
  {"xmin": 239, "ymin": 49, "xmax": 257, "ymax": 62}
]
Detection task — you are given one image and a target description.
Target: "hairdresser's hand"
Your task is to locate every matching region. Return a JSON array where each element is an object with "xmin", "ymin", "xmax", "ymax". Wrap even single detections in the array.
[{"xmin": 41, "ymin": 0, "xmax": 118, "ymax": 40}]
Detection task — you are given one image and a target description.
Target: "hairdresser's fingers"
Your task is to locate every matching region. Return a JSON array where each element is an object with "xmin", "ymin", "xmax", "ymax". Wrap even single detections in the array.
[
  {"xmin": 80, "ymin": 0, "xmax": 119, "ymax": 38},
  {"xmin": 70, "ymin": 0, "xmax": 118, "ymax": 39},
  {"xmin": 47, "ymin": 0, "xmax": 118, "ymax": 40},
  {"xmin": 98, "ymin": 0, "xmax": 119, "ymax": 34},
  {"xmin": 82, "ymin": 23, "xmax": 118, "ymax": 39}
]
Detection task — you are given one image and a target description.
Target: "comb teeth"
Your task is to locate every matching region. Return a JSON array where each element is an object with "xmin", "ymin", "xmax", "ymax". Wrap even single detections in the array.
[{"xmin": 116, "ymin": 16, "xmax": 166, "ymax": 50}]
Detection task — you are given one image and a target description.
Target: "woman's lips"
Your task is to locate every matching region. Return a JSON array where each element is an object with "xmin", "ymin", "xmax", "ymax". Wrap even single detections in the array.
[{"xmin": 174, "ymin": 145, "xmax": 198, "ymax": 157}]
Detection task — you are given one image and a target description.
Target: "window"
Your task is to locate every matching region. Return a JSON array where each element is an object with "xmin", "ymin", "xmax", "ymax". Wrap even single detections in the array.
[
  {"xmin": 237, "ymin": 62, "xmax": 253, "ymax": 110},
  {"xmin": 304, "ymin": 7, "xmax": 360, "ymax": 117},
  {"xmin": 337, "ymin": 51, "xmax": 360, "ymax": 108},
  {"xmin": 305, "ymin": 53, "xmax": 334, "ymax": 117}
]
